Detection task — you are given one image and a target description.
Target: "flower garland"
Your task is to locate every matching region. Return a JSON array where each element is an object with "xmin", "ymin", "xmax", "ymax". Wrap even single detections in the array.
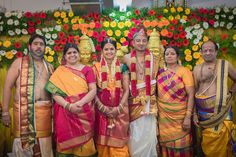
[
  {"xmin": 100, "ymin": 56, "xmax": 121, "ymax": 106},
  {"xmin": 130, "ymin": 49, "xmax": 151, "ymax": 101}
]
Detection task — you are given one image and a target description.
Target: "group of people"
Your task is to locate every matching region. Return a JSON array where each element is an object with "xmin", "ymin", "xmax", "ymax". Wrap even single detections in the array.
[{"xmin": 1, "ymin": 26, "xmax": 236, "ymax": 157}]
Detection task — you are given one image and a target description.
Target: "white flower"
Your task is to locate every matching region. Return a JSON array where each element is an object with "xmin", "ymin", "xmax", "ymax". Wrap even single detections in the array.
[
  {"xmin": 17, "ymin": 12, "xmax": 23, "ymax": 18},
  {"xmin": 233, "ymin": 41, "xmax": 236, "ymax": 47},
  {"xmin": 23, "ymin": 48, "xmax": 28, "ymax": 55},
  {"xmin": 194, "ymin": 24, "xmax": 200, "ymax": 29},
  {"xmin": 220, "ymin": 21, "xmax": 225, "ymax": 27},
  {"xmin": 233, "ymin": 8, "xmax": 236, "ymax": 15},
  {"xmin": 193, "ymin": 38, "xmax": 200, "ymax": 45},
  {"xmin": 23, "ymin": 23, "xmax": 27, "ymax": 27},
  {"xmin": 226, "ymin": 22, "xmax": 233, "ymax": 29},
  {"xmin": 11, "ymin": 50, "xmax": 17, "ymax": 55},
  {"xmin": 8, "ymin": 30, "xmax": 15, "ymax": 36},
  {"xmin": 0, "ymin": 50, "xmax": 6, "ymax": 56},
  {"xmin": 192, "ymin": 30, "xmax": 199, "ymax": 35},
  {"xmin": 42, "ymin": 28, "xmax": 49, "ymax": 33},
  {"xmin": 186, "ymin": 33, "xmax": 193, "ymax": 39},
  {"xmin": 52, "ymin": 34, "xmax": 57, "ymax": 39},
  {"xmin": 0, "ymin": 21, "xmax": 3, "ymax": 25},
  {"xmin": 5, "ymin": 11, "xmax": 12, "ymax": 18},
  {"xmin": 12, "ymin": 12, "xmax": 17, "ymax": 16},
  {"xmin": 221, "ymin": 14, "xmax": 226, "ymax": 18},
  {"xmin": 109, "ymin": 13, "xmax": 116, "ymax": 17},
  {"xmin": 7, "ymin": 19, "xmax": 14, "ymax": 25},
  {"xmin": 120, "ymin": 16, "xmax": 125, "ymax": 21},
  {"xmin": 185, "ymin": 26, "xmax": 193, "ymax": 33},
  {"xmin": 47, "ymin": 40, "xmax": 55, "ymax": 45},
  {"xmin": 215, "ymin": 7, "xmax": 221, "ymax": 13},
  {"xmin": 197, "ymin": 34, "xmax": 203, "ymax": 40},
  {"xmin": 21, "ymin": 29, "xmax": 28, "ymax": 35},
  {"xmin": 216, "ymin": 43, "xmax": 220, "ymax": 49},
  {"xmin": 15, "ymin": 28, "xmax": 21, "ymax": 35},
  {"xmin": 223, "ymin": 6, "xmax": 229, "ymax": 13},
  {"xmin": 199, "ymin": 28, "xmax": 204, "ymax": 34},
  {"xmin": 214, "ymin": 21, "xmax": 219, "ymax": 28},
  {"xmin": 215, "ymin": 15, "xmax": 219, "ymax": 20},
  {"xmin": 35, "ymin": 29, "xmax": 42, "ymax": 35},
  {"xmin": 14, "ymin": 20, "xmax": 19, "ymax": 26},
  {"xmin": 126, "ymin": 11, "xmax": 132, "ymax": 16},
  {"xmin": 180, "ymin": 19, "xmax": 186, "ymax": 24},
  {"xmin": 203, "ymin": 22, "xmax": 209, "ymax": 29},
  {"xmin": 0, "ymin": 26, "xmax": 3, "ymax": 32},
  {"xmin": 49, "ymin": 28, "xmax": 54, "ymax": 32},
  {"xmin": 45, "ymin": 33, "xmax": 51, "ymax": 39},
  {"xmin": 229, "ymin": 15, "xmax": 234, "ymax": 20},
  {"xmin": 55, "ymin": 25, "xmax": 61, "ymax": 31}
]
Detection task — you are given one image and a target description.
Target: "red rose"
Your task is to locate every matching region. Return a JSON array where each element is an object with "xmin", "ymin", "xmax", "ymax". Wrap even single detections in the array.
[
  {"xmin": 209, "ymin": 9, "xmax": 215, "ymax": 16},
  {"xmin": 221, "ymin": 47, "xmax": 228, "ymax": 54},
  {"xmin": 173, "ymin": 34, "xmax": 179, "ymax": 40},
  {"xmin": 40, "ymin": 12, "xmax": 47, "ymax": 19},
  {"xmin": 157, "ymin": 15, "xmax": 163, "ymax": 19},
  {"xmin": 169, "ymin": 26, "xmax": 175, "ymax": 31},
  {"xmin": 24, "ymin": 12, "xmax": 32, "ymax": 18},
  {"xmin": 128, "ymin": 33, "xmax": 133, "ymax": 40},
  {"xmin": 28, "ymin": 27, "xmax": 35, "ymax": 34},
  {"xmin": 196, "ymin": 16, "xmax": 201, "ymax": 22},
  {"xmin": 36, "ymin": 19, "xmax": 41, "ymax": 25},
  {"xmin": 95, "ymin": 22, "xmax": 102, "ymax": 29},
  {"xmin": 203, "ymin": 9, "xmax": 208, "ymax": 14},
  {"xmin": 179, "ymin": 32, "xmax": 186, "ymax": 39},
  {"xmin": 148, "ymin": 10, "xmax": 156, "ymax": 16},
  {"xmin": 97, "ymin": 36, "xmax": 103, "ymax": 43},
  {"xmin": 202, "ymin": 17, "xmax": 207, "ymax": 22},
  {"xmin": 177, "ymin": 25, "xmax": 183, "ymax": 32},
  {"xmin": 33, "ymin": 12, "xmax": 39, "ymax": 18},
  {"xmin": 134, "ymin": 20, "xmax": 141, "ymax": 26},
  {"xmin": 67, "ymin": 38, "xmax": 74, "ymax": 43},
  {"xmin": 172, "ymin": 19, "xmax": 178, "ymax": 25},
  {"xmin": 176, "ymin": 42, "xmax": 181, "ymax": 48},
  {"xmin": 14, "ymin": 42, "xmax": 21, "ymax": 49},
  {"xmin": 93, "ymin": 31, "xmax": 99, "ymax": 38},
  {"xmin": 16, "ymin": 51, "xmax": 23, "ymax": 58},
  {"xmin": 209, "ymin": 20, "xmax": 215, "ymax": 26},
  {"xmin": 100, "ymin": 30, "xmax": 107, "ymax": 37},
  {"xmin": 135, "ymin": 9, "xmax": 140, "ymax": 16},
  {"xmin": 183, "ymin": 39, "xmax": 189, "ymax": 46},
  {"xmin": 28, "ymin": 21, "xmax": 35, "ymax": 27},
  {"xmin": 169, "ymin": 40, "xmax": 176, "ymax": 46},
  {"xmin": 167, "ymin": 32, "xmax": 173, "ymax": 38},
  {"xmin": 53, "ymin": 45, "xmax": 60, "ymax": 51},
  {"xmin": 63, "ymin": 24, "xmax": 70, "ymax": 31},
  {"xmin": 198, "ymin": 8, "xmax": 204, "ymax": 14},
  {"xmin": 58, "ymin": 32, "xmax": 65, "ymax": 38},
  {"xmin": 95, "ymin": 45, "xmax": 101, "ymax": 51},
  {"xmin": 123, "ymin": 41, "xmax": 129, "ymax": 46},
  {"xmin": 221, "ymin": 33, "xmax": 228, "ymax": 40}
]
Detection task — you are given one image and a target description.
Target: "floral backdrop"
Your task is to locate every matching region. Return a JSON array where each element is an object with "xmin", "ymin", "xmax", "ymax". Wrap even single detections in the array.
[{"xmin": 0, "ymin": 6, "xmax": 236, "ymax": 70}]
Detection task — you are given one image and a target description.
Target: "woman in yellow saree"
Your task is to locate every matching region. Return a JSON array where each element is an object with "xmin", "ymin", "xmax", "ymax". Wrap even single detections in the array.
[
  {"xmin": 93, "ymin": 38, "xmax": 130, "ymax": 157},
  {"xmin": 45, "ymin": 43, "xmax": 97, "ymax": 157},
  {"xmin": 157, "ymin": 46, "xmax": 195, "ymax": 157}
]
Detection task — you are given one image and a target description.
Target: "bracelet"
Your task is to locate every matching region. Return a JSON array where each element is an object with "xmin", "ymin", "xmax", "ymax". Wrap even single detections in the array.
[{"xmin": 2, "ymin": 112, "xmax": 9, "ymax": 116}]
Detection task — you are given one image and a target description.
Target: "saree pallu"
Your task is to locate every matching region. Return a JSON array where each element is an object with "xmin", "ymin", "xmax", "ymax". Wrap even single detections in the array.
[
  {"xmin": 195, "ymin": 95, "xmax": 233, "ymax": 157},
  {"xmin": 93, "ymin": 62, "xmax": 129, "ymax": 157},
  {"xmin": 157, "ymin": 67, "xmax": 193, "ymax": 156},
  {"xmin": 45, "ymin": 65, "xmax": 96, "ymax": 156}
]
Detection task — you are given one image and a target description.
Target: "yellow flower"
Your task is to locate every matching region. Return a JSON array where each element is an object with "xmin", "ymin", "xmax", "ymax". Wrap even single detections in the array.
[
  {"xmin": 233, "ymin": 34, "xmax": 236, "ymax": 40},
  {"xmin": 186, "ymin": 64, "xmax": 193, "ymax": 71},
  {"xmin": 47, "ymin": 56, "xmax": 54, "ymax": 62},
  {"xmin": 60, "ymin": 11, "xmax": 67, "ymax": 18},
  {"xmin": 185, "ymin": 55, "xmax": 192, "ymax": 62},
  {"xmin": 68, "ymin": 11, "xmax": 74, "ymax": 17},
  {"xmin": 56, "ymin": 19, "xmax": 62, "ymax": 25},
  {"xmin": 107, "ymin": 29, "xmax": 113, "ymax": 36},
  {"xmin": 118, "ymin": 22, "xmax": 125, "ymax": 29},
  {"xmin": 115, "ymin": 30, "xmax": 121, "ymax": 37},
  {"xmin": 175, "ymin": 15, "xmax": 180, "ymax": 20},
  {"xmin": 203, "ymin": 36, "xmax": 209, "ymax": 42},
  {"xmin": 45, "ymin": 47, "xmax": 51, "ymax": 54},
  {"xmin": 184, "ymin": 49, "xmax": 191, "ymax": 55},
  {"xmin": 163, "ymin": 9, "xmax": 168, "ymax": 13},
  {"xmin": 110, "ymin": 21, "xmax": 117, "ymax": 28},
  {"xmin": 168, "ymin": 15, "xmax": 174, "ymax": 21},
  {"xmin": 196, "ymin": 57, "xmax": 204, "ymax": 65},
  {"xmin": 120, "ymin": 37, "xmax": 126, "ymax": 43},
  {"xmin": 117, "ymin": 42, "xmax": 121, "ymax": 49},
  {"xmin": 124, "ymin": 30, "xmax": 129, "ymax": 37},
  {"xmin": 185, "ymin": 8, "xmax": 191, "ymax": 15},
  {"xmin": 110, "ymin": 37, "xmax": 116, "ymax": 41},
  {"xmin": 177, "ymin": 7, "xmax": 183, "ymax": 12},
  {"xmin": 170, "ymin": 7, "xmax": 176, "ymax": 13},
  {"xmin": 125, "ymin": 21, "xmax": 132, "ymax": 27},
  {"xmin": 49, "ymin": 50, "xmax": 55, "ymax": 56},
  {"xmin": 3, "ymin": 40, "xmax": 11, "ymax": 48},
  {"xmin": 192, "ymin": 45, "xmax": 199, "ymax": 51},
  {"xmin": 5, "ymin": 51, "xmax": 14, "ymax": 59},
  {"xmin": 63, "ymin": 18, "xmax": 69, "ymax": 23},
  {"xmin": 103, "ymin": 21, "xmax": 110, "ymax": 28},
  {"xmin": 193, "ymin": 52, "xmax": 201, "ymax": 59},
  {"xmin": 198, "ymin": 41, "xmax": 203, "ymax": 47},
  {"xmin": 182, "ymin": 15, "xmax": 187, "ymax": 20},
  {"xmin": 54, "ymin": 11, "xmax": 60, "ymax": 18},
  {"xmin": 0, "ymin": 41, "xmax": 2, "ymax": 47},
  {"xmin": 71, "ymin": 18, "xmax": 77, "ymax": 24},
  {"xmin": 79, "ymin": 18, "xmax": 84, "ymax": 23}
]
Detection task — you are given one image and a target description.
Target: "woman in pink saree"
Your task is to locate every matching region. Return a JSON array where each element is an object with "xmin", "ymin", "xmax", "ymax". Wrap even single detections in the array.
[{"xmin": 45, "ymin": 43, "xmax": 97, "ymax": 157}]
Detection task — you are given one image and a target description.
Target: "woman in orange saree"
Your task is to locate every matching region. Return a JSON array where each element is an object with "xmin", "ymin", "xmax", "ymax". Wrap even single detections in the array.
[
  {"xmin": 45, "ymin": 43, "xmax": 97, "ymax": 157},
  {"xmin": 93, "ymin": 38, "xmax": 130, "ymax": 157},
  {"xmin": 157, "ymin": 46, "xmax": 195, "ymax": 157}
]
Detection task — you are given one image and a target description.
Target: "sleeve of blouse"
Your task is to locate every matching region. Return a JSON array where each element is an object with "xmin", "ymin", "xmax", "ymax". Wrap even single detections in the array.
[{"xmin": 182, "ymin": 67, "xmax": 194, "ymax": 87}]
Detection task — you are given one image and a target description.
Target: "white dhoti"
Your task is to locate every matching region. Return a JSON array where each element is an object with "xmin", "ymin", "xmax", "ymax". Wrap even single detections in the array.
[
  {"xmin": 128, "ymin": 115, "xmax": 157, "ymax": 157},
  {"xmin": 12, "ymin": 137, "xmax": 53, "ymax": 157}
]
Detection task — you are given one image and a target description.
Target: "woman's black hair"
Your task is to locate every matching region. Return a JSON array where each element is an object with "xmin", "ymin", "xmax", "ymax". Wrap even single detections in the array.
[
  {"xmin": 101, "ymin": 38, "xmax": 117, "ymax": 49},
  {"xmin": 164, "ymin": 46, "xmax": 180, "ymax": 57},
  {"xmin": 63, "ymin": 43, "xmax": 79, "ymax": 56}
]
